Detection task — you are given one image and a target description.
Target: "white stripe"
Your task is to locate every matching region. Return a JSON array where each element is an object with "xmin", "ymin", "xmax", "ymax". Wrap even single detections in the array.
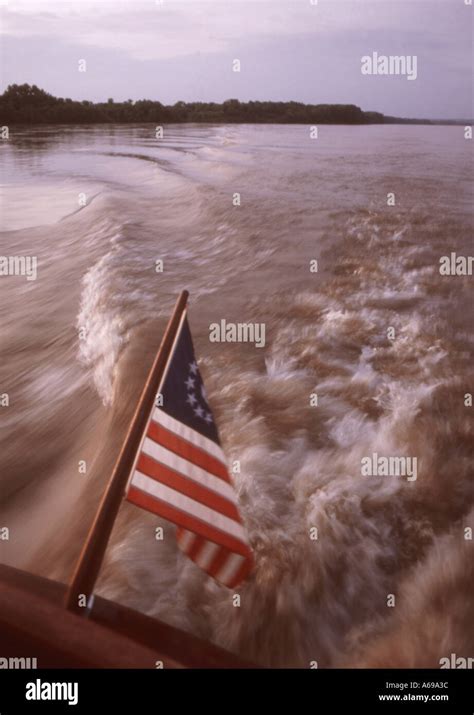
[
  {"xmin": 216, "ymin": 552, "xmax": 245, "ymax": 586},
  {"xmin": 152, "ymin": 409, "xmax": 227, "ymax": 465},
  {"xmin": 141, "ymin": 437, "xmax": 237, "ymax": 504},
  {"xmin": 130, "ymin": 470, "xmax": 248, "ymax": 544},
  {"xmin": 193, "ymin": 541, "xmax": 221, "ymax": 570}
]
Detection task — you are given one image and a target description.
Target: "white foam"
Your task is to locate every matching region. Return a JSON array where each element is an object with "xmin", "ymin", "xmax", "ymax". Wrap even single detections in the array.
[{"xmin": 76, "ymin": 237, "xmax": 128, "ymax": 405}]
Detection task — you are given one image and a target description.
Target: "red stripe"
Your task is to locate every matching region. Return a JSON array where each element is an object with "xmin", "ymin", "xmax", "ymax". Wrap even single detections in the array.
[
  {"xmin": 147, "ymin": 420, "xmax": 230, "ymax": 483},
  {"xmin": 187, "ymin": 534, "xmax": 205, "ymax": 560},
  {"xmin": 136, "ymin": 453, "xmax": 242, "ymax": 522},
  {"xmin": 176, "ymin": 526, "xmax": 186, "ymax": 542},
  {"xmin": 176, "ymin": 527, "xmax": 195, "ymax": 551},
  {"xmin": 127, "ymin": 485, "xmax": 252, "ymax": 558},
  {"xmin": 207, "ymin": 547, "xmax": 230, "ymax": 577}
]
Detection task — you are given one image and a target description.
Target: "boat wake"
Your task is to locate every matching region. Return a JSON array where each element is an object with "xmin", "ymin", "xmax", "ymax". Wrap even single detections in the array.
[{"xmin": 1, "ymin": 124, "xmax": 472, "ymax": 667}]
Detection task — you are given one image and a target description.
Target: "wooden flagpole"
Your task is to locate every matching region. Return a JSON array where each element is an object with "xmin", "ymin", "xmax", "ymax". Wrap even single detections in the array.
[{"xmin": 65, "ymin": 290, "xmax": 189, "ymax": 614}]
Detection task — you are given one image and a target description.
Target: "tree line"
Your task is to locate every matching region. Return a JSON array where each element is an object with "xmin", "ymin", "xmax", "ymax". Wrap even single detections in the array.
[{"xmin": 0, "ymin": 84, "xmax": 390, "ymax": 125}]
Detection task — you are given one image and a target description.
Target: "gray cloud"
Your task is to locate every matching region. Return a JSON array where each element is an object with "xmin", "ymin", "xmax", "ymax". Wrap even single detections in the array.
[{"xmin": 0, "ymin": 0, "xmax": 472, "ymax": 119}]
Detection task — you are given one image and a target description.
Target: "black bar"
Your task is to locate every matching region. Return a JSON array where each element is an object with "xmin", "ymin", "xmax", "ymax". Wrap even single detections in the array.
[{"xmin": 0, "ymin": 669, "xmax": 472, "ymax": 713}]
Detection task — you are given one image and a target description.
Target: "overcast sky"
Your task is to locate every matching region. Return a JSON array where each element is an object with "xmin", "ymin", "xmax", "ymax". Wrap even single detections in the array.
[{"xmin": 0, "ymin": 0, "xmax": 472, "ymax": 119}]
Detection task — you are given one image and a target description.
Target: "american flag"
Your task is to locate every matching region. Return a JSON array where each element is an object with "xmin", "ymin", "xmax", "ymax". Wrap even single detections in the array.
[{"xmin": 125, "ymin": 312, "xmax": 253, "ymax": 588}]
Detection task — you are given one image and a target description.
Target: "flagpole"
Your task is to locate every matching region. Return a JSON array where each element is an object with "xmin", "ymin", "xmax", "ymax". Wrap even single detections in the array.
[{"xmin": 65, "ymin": 290, "xmax": 189, "ymax": 614}]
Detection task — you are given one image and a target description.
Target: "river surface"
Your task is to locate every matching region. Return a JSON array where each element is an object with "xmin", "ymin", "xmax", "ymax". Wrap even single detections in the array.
[{"xmin": 0, "ymin": 123, "xmax": 472, "ymax": 666}]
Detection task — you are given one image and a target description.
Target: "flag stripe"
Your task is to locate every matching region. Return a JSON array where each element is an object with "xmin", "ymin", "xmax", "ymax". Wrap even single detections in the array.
[
  {"xmin": 193, "ymin": 540, "xmax": 221, "ymax": 570},
  {"xmin": 127, "ymin": 484, "xmax": 251, "ymax": 560},
  {"xmin": 141, "ymin": 436, "xmax": 237, "ymax": 504},
  {"xmin": 223, "ymin": 554, "xmax": 253, "ymax": 589},
  {"xmin": 176, "ymin": 527, "xmax": 195, "ymax": 551},
  {"xmin": 174, "ymin": 530, "xmax": 242, "ymax": 582},
  {"xmin": 128, "ymin": 477, "xmax": 250, "ymax": 555},
  {"xmin": 207, "ymin": 546, "xmax": 231, "ymax": 577},
  {"xmin": 147, "ymin": 420, "xmax": 231, "ymax": 483},
  {"xmin": 136, "ymin": 453, "xmax": 241, "ymax": 522},
  {"xmin": 216, "ymin": 552, "xmax": 246, "ymax": 586},
  {"xmin": 187, "ymin": 534, "xmax": 206, "ymax": 560},
  {"xmin": 152, "ymin": 408, "xmax": 227, "ymax": 464}
]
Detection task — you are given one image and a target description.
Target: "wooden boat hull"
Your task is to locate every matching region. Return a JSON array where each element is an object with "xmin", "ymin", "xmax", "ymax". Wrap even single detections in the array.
[{"xmin": 0, "ymin": 564, "xmax": 257, "ymax": 669}]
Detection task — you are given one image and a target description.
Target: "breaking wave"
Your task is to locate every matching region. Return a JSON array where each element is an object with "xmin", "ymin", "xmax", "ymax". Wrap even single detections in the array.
[{"xmin": 1, "ymin": 124, "xmax": 472, "ymax": 667}]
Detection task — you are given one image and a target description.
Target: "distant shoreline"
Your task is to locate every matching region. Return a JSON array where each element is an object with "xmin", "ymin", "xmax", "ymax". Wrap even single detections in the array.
[{"xmin": 0, "ymin": 85, "xmax": 469, "ymax": 126}]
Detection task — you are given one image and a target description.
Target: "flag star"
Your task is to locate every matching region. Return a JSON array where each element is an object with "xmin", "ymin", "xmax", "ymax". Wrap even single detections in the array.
[
  {"xmin": 194, "ymin": 405, "xmax": 204, "ymax": 418},
  {"xmin": 204, "ymin": 412, "xmax": 213, "ymax": 423},
  {"xmin": 189, "ymin": 361, "xmax": 198, "ymax": 375},
  {"xmin": 187, "ymin": 393, "xmax": 197, "ymax": 406},
  {"xmin": 185, "ymin": 376, "xmax": 195, "ymax": 389}
]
